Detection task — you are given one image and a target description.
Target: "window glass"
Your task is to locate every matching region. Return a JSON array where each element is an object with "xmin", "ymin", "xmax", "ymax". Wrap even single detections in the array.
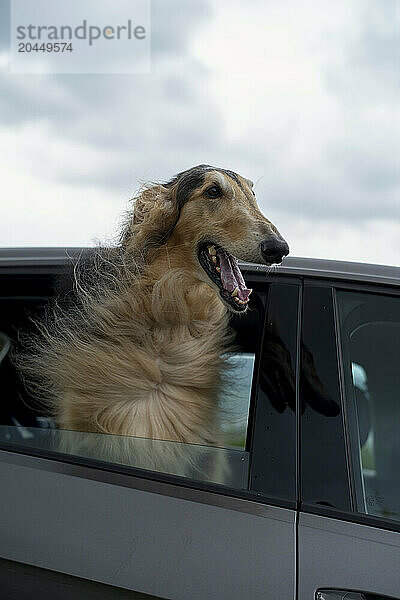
[
  {"xmin": 219, "ymin": 352, "xmax": 255, "ymax": 450},
  {"xmin": 0, "ymin": 425, "xmax": 249, "ymax": 489},
  {"xmin": 250, "ymin": 282, "xmax": 299, "ymax": 503},
  {"xmin": 301, "ymin": 285, "xmax": 351, "ymax": 511},
  {"xmin": 0, "ymin": 290, "xmax": 264, "ymax": 491},
  {"xmin": 337, "ymin": 290, "xmax": 400, "ymax": 523},
  {"xmin": 0, "ymin": 352, "xmax": 253, "ymax": 489}
]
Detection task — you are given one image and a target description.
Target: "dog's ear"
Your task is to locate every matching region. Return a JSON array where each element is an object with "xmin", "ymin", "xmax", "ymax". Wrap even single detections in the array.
[
  {"xmin": 121, "ymin": 165, "xmax": 208, "ymax": 259},
  {"xmin": 121, "ymin": 183, "xmax": 180, "ymax": 256}
]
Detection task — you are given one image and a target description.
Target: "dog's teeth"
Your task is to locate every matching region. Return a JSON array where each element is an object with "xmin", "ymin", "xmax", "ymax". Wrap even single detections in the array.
[
  {"xmin": 216, "ymin": 267, "xmax": 221, "ymax": 273},
  {"xmin": 231, "ymin": 287, "xmax": 239, "ymax": 297},
  {"xmin": 212, "ymin": 256, "xmax": 217, "ymax": 264},
  {"xmin": 248, "ymin": 289, "xmax": 253, "ymax": 296},
  {"xmin": 234, "ymin": 297, "xmax": 240, "ymax": 302},
  {"xmin": 208, "ymin": 245, "xmax": 216, "ymax": 256}
]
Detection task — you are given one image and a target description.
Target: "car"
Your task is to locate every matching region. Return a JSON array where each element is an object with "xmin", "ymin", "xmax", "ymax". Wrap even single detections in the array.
[{"xmin": 0, "ymin": 247, "xmax": 399, "ymax": 600}]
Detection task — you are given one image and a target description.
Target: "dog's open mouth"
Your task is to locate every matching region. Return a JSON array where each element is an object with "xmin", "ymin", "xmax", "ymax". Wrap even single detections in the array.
[{"xmin": 198, "ymin": 243, "xmax": 252, "ymax": 312}]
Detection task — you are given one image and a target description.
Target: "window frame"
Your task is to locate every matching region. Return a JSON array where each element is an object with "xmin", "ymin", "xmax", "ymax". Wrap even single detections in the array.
[{"xmin": 301, "ymin": 276, "xmax": 400, "ymax": 534}]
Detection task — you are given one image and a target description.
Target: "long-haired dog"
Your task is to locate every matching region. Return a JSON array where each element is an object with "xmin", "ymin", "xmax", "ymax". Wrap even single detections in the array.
[{"xmin": 20, "ymin": 165, "xmax": 289, "ymax": 481}]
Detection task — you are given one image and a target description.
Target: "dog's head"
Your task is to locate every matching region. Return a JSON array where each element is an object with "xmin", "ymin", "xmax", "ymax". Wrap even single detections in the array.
[{"xmin": 126, "ymin": 164, "xmax": 289, "ymax": 313}]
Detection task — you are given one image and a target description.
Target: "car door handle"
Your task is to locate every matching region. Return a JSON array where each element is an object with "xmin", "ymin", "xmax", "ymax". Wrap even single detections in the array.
[
  {"xmin": 316, "ymin": 592, "xmax": 366, "ymax": 600},
  {"xmin": 317, "ymin": 590, "xmax": 394, "ymax": 600}
]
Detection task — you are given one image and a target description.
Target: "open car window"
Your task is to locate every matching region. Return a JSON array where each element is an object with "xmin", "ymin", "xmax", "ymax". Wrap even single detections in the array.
[
  {"xmin": 0, "ymin": 425, "xmax": 250, "ymax": 489},
  {"xmin": 0, "ymin": 351, "xmax": 254, "ymax": 489},
  {"xmin": 0, "ymin": 279, "xmax": 264, "ymax": 492}
]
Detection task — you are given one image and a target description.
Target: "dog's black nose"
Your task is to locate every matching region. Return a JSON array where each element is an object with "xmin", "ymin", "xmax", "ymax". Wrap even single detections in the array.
[{"xmin": 261, "ymin": 238, "xmax": 289, "ymax": 264}]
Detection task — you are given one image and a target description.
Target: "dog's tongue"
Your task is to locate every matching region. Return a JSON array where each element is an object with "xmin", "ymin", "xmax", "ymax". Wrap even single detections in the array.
[{"xmin": 217, "ymin": 249, "xmax": 251, "ymax": 302}]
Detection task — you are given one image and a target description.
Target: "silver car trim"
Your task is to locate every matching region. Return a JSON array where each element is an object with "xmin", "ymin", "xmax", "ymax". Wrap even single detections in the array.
[
  {"xmin": 0, "ymin": 449, "xmax": 294, "ymax": 522},
  {"xmin": 300, "ymin": 511, "xmax": 400, "ymax": 546}
]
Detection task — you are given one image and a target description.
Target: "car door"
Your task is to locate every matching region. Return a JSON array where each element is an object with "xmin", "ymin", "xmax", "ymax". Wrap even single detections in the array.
[
  {"xmin": 298, "ymin": 280, "xmax": 400, "ymax": 600},
  {"xmin": 0, "ymin": 259, "xmax": 300, "ymax": 600}
]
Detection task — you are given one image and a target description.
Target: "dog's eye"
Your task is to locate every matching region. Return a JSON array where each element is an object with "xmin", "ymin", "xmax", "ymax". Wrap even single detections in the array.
[{"xmin": 205, "ymin": 185, "xmax": 221, "ymax": 199}]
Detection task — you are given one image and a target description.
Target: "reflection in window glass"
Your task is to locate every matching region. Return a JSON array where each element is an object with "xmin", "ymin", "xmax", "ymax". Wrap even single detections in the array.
[
  {"xmin": 0, "ymin": 352, "xmax": 254, "ymax": 492},
  {"xmin": 219, "ymin": 352, "xmax": 255, "ymax": 449},
  {"xmin": 1, "ymin": 332, "xmax": 255, "ymax": 490},
  {"xmin": 337, "ymin": 291, "xmax": 400, "ymax": 523},
  {"xmin": 352, "ymin": 362, "xmax": 375, "ymax": 473},
  {"xmin": 0, "ymin": 425, "xmax": 249, "ymax": 489}
]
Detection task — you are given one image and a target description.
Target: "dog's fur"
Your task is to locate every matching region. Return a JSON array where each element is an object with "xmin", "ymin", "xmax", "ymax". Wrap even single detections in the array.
[{"xmin": 19, "ymin": 165, "xmax": 287, "ymax": 480}]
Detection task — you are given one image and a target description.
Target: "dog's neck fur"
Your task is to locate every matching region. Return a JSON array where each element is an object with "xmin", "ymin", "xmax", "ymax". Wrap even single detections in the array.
[
  {"xmin": 144, "ymin": 242, "xmax": 225, "ymax": 323},
  {"xmin": 52, "ymin": 240, "xmax": 232, "ymax": 449}
]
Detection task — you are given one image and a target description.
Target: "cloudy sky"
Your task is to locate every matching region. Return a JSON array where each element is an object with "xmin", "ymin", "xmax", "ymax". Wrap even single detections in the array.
[{"xmin": 0, "ymin": 0, "xmax": 399, "ymax": 265}]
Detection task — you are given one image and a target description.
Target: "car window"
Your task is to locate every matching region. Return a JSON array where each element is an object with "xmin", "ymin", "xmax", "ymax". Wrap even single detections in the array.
[
  {"xmin": 0, "ymin": 350, "xmax": 254, "ymax": 489},
  {"xmin": 0, "ymin": 289, "xmax": 264, "ymax": 491},
  {"xmin": 0, "ymin": 424, "xmax": 250, "ymax": 488},
  {"xmin": 337, "ymin": 290, "xmax": 400, "ymax": 524}
]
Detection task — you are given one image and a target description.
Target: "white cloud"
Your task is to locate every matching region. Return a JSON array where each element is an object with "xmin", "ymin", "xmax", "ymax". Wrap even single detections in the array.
[
  {"xmin": 0, "ymin": 0, "xmax": 398, "ymax": 266},
  {"xmin": 273, "ymin": 212, "xmax": 400, "ymax": 267},
  {"xmin": 0, "ymin": 128, "xmax": 123, "ymax": 246}
]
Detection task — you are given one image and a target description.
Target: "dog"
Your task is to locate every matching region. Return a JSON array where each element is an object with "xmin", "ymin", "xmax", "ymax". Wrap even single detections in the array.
[{"xmin": 20, "ymin": 164, "xmax": 289, "ymax": 482}]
